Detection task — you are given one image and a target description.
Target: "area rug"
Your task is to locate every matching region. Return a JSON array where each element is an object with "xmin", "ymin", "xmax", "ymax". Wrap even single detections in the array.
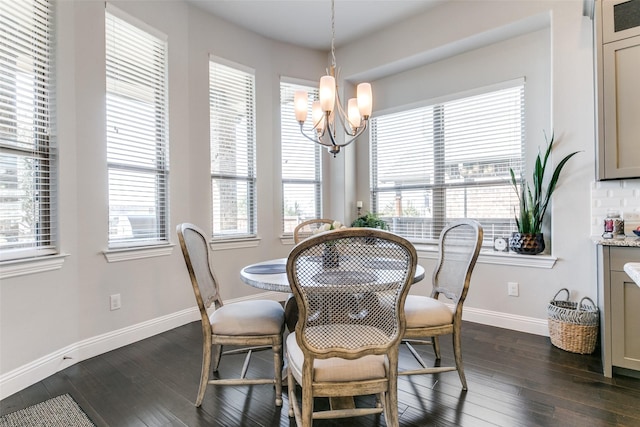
[{"xmin": 0, "ymin": 394, "xmax": 95, "ymax": 427}]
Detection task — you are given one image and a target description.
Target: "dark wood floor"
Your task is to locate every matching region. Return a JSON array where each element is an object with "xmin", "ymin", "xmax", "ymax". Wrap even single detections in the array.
[{"xmin": 2, "ymin": 321, "xmax": 640, "ymax": 426}]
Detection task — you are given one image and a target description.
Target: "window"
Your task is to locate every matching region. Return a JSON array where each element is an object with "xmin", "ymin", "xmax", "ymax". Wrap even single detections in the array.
[
  {"xmin": 370, "ymin": 82, "xmax": 524, "ymax": 244},
  {"xmin": 209, "ymin": 59, "xmax": 256, "ymax": 239},
  {"xmin": 0, "ymin": 0, "xmax": 56, "ymax": 261},
  {"xmin": 105, "ymin": 9, "xmax": 169, "ymax": 248},
  {"xmin": 280, "ymin": 81, "xmax": 322, "ymax": 234}
]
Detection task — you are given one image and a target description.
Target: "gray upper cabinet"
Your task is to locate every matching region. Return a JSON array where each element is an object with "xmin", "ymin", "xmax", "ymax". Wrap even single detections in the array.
[{"xmin": 596, "ymin": 0, "xmax": 640, "ymax": 180}]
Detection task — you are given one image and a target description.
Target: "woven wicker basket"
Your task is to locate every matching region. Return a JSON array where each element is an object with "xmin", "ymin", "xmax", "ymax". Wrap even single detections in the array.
[{"xmin": 547, "ymin": 288, "xmax": 599, "ymax": 354}]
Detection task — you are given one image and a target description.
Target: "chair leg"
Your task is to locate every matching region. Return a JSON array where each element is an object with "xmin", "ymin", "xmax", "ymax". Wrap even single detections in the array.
[
  {"xmin": 196, "ymin": 337, "xmax": 212, "ymax": 407},
  {"xmin": 212, "ymin": 344, "xmax": 223, "ymax": 372},
  {"xmin": 385, "ymin": 357, "xmax": 400, "ymax": 427},
  {"xmin": 384, "ymin": 384, "xmax": 400, "ymax": 427},
  {"xmin": 301, "ymin": 378, "xmax": 314, "ymax": 427},
  {"xmin": 452, "ymin": 330, "xmax": 467, "ymax": 390},
  {"xmin": 287, "ymin": 365, "xmax": 296, "ymax": 418},
  {"xmin": 432, "ymin": 335, "xmax": 441, "ymax": 360},
  {"xmin": 273, "ymin": 341, "xmax": 283, "ymax": 407}
]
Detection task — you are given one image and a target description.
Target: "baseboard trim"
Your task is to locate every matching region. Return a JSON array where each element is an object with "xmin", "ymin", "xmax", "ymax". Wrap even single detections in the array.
[
  {"xmin": 460, "ymin": 305, "xmax": 549, "ymax": 337},
  {"xmin": 0, "ymin": 292, "xmax": 544, "ymax": 400},
  {"xmin": 0, "ymin": 307, "xmax": 200, "ymax": 400}
]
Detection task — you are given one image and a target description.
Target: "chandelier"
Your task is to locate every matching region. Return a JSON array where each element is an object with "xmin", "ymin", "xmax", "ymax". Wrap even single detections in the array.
[{"xmin": 294, "ymin": 0, "xmax": 373, "ymax": 156}]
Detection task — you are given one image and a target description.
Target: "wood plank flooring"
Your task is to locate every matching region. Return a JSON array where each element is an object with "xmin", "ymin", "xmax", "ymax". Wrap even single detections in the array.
[{"xmin": 2, "ymin": 321, "xmax": 640, "ymax": 426}]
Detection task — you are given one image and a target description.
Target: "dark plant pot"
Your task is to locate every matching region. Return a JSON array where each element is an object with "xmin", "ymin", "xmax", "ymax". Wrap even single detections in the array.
[
  {"xmin": 509, "ymin": 232, "xmax": 545, "ymax": 255},
  {"xmin": 322, "ymin": 244, "xmax": 340, "ymax": 268}
]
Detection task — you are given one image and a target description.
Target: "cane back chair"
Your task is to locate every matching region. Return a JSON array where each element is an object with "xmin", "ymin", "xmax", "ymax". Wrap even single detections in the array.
[
  {"xmin": 293, "ymin": 219, "xmax": 335, "ymax": 244},
  {"xmin": 177, "ymin": 223, "xmax": 285, "ymax": 406},
  {"xmin": 400, "ymin": 219, "xmax": 483, "ymax": 390},
  {"xmin": 286, "ymin": 228, "xmax": 417, "ymax": 426}
]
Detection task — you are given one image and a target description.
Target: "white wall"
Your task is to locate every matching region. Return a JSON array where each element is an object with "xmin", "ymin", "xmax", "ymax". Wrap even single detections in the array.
[
  {"xmin": 339, "ymin": 0, "xmax": 601, "ymax": 326},
  {"xmin": 0, "ymin": 0, "xmax": 326, "ymax": 398},
  {"xmin": 2, "ymin": 0, "xmax": 631, "ymax": 399}
]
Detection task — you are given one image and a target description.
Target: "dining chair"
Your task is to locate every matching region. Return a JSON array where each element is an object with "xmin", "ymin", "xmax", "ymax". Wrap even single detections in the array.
[
  {"xmin": 286, "ymin": 228, "xmax": 417, "ymax": 427},
  {"xmin": 288, "ymin": 218, "xmax": 336, "ymax": 330},
  {"xmin": 400, "ymin": 219, "xmax": 483, "ymax": 390},
  {"xmin": 176, "ymin": 223, "xmax": 285, "ymax": 407},
  {"xmin": 293, "ymin": 218, "xmax": 335, "ymax": 244}
]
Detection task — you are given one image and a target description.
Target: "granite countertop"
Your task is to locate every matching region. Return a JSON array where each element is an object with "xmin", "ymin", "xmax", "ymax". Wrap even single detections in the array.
[
  {"xmin": 623, "ymin": 263, "xmax": 640, "ymax": 287},
  {"xmin": 592, "ymin": 236, "xmax": 640, "ymax": 247}
]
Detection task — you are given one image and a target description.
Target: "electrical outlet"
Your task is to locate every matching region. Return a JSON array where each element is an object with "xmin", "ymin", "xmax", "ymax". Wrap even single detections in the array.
[
  {"xmin": 507, "ymin": 282, "xmax": 519, "ymax": 297},
  {"xmin": 110, "ymin": 294, "xmax": 121, "ymax": 311}
]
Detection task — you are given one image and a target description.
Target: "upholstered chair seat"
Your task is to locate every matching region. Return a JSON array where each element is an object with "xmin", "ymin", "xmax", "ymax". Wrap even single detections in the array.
[
  {"xmin": 210, "ymin": 300, "xmax": 284, "ymax": 336},
  {"xmin": 404, "ymin": 295, "xmax": 454, "ymax": 328}
]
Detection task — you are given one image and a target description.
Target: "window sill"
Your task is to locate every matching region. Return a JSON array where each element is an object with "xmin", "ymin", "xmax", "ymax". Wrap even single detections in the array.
[
  {"xmin": 209, "ymin": 237, "xmax": 260, "ymax": 251},
  {"xmin": 414, "ymin": 244, "xmax": 557, "ymax": 269},
  {"xmin": 280, "ymin": 235, "xmax": 295, "ymax": 245},
  {"xmin": 103, "ymin": 244, "xmax": 175, "ymax": 263},
  {"xmin": 0, "ymin": 253, "xmax": 69, "ymax": 279}
]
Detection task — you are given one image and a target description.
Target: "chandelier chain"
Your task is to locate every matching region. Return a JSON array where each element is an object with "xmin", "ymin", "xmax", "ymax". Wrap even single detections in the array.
[{"xmin": 330, "ymin": 0, "xmax": 336, "ymax": 68}]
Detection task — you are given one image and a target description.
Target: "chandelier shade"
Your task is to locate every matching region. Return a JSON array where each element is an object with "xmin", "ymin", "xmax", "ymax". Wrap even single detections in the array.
[{"xmin": 294, "ymin": 0, "xmax": 373, "ymax": 156}]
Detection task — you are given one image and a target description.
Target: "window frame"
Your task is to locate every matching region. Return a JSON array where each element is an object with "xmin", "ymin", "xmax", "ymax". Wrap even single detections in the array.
[
  {"xmin": 105, "ymin": 6, "xmax": 170, "ymax": 250},
  {"xmin": 209, "ymin": 57, "xmax": 257, "ymax": 240},
  {"xmin": 370, "ymin": 79, "xmax": 525, "ymax": 246},
  {"xmin": 0, "ymin": 0, "xmax": 57, "ymax": 262},
  {"xmin": 279, "ymin": 78, "xmax": 323, "ymax": 235}
]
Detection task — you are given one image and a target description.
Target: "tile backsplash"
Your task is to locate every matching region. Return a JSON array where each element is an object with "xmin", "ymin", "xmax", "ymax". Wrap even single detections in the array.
[{"xmin": 591, "ymin": 179, "xmax": 640, "ymax": 236}]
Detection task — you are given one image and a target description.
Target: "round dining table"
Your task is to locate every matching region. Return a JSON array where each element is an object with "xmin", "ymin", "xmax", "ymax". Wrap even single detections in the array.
[
  {"xmin": 240, "ymin": 257, "xmax": 426, "ymax": 331},
  {"xmin": 240, "ymin": 257, "xmax": 425, "ymax": 292}
]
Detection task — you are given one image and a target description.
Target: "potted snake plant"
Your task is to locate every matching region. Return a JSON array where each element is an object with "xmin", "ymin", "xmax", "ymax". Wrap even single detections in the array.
[{"xmin": 509, "ymin": 133, "xmax": 579, "ymax": 254}]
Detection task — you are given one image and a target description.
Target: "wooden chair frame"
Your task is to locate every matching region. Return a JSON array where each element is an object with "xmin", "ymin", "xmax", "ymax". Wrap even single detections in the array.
[
  {"xmin": 293, "ymin": 218, "xmax": 334, "ymax": 244},
  {"xmin": 286, "ymin": 228, "xmax": 417, "ymax": 426},
  {"xmin": 400, "ymin": 219, "xmax": 483, "ymax": 390},
  {"xmin": 177, "ymin": 223, "xmax": 284, "ymax": 407}
]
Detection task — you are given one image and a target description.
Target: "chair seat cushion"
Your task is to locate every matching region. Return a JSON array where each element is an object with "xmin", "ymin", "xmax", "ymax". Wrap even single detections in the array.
[
  {"xmin": 286, "ymin": 333, "xmax": 387, "ymax": 383},
  {"xmin": 404, "ymin": 295, "xmax": 453, "ymax": 328},
  {"xmin": 210, "ymin": 300, "xmax": 284, "ymax": 336}
]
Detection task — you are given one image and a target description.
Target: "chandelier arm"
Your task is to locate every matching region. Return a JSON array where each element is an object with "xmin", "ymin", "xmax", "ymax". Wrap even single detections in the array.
[
  {"xmin": 340, "ymin": 121, "xmax": 368, "ymax": 147},
  {"xmin": 333, "ymin": 90, "xmax": 352, "ymax": 134},
  {"xmin": 298, "ymin": 123, "xmax": 334, "ymax": 147},
  {"xmin": 333, "ymin": 102, "xmax": 359, "ymax": 137}
]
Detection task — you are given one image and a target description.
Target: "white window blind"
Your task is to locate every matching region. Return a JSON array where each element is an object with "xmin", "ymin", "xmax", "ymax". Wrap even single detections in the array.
[
  {"xmin": 371, "ymin": 83, "xmax": 524, "ymax": 244},
  {"xmin": 280, "ymin": 81, "xmax": 322, "ymax": 234},
  {"xmin": 106, "ymin": 9, "xmax": 169, "ymax": 248},
  {"xmin": 209, "ymin": 59, "xmax": 256, "ymax": 239},
  {"xmin": 0, "ymin": 0, "xmax": 56, "ymax": 261}
]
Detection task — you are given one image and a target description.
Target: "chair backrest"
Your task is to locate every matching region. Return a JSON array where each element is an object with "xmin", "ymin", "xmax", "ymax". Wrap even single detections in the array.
[
  {"xmin": 432, "ymin": 219, "xmax": 483, "ymax": 311},
  {"xmin": 293, "ymin": 218, "xmax": 335, "ymax": 244},
  {"xmin": 287, "ymin": 228, "xmax": 417, "ymax": 359},
  {"xmin": 177, "ymin": 223, "xmax": 223, "ymax": 320}
]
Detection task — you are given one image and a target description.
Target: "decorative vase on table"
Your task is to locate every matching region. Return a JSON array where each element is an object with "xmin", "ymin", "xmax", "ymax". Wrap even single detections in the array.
[
  {"xmin": 322, "ymin": 244, "xmax": 340, "ymax": 269},
  {"xmin": 509, "ymin": 232, "xmax": 545, "ymax": 255}
]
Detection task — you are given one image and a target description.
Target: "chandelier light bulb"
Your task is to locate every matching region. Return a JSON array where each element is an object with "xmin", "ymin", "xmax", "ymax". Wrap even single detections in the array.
[
  {"xmin": 319, "ymin": 75, "xmax": 336, "ymax": 112},
  {"xmin": 294, "ymin": 90, "xmax": 308, "ymax": 122},
  {"xmin": 312, "ymin": 101, "xmax": 325, "ymax": 133},
  {"xmin": 347, "ymin": 98, "xmax": 360, "ymax": 129},
  {"xmin": 357, "ymin": 83, "xmax": 372, "ymax": 118}
]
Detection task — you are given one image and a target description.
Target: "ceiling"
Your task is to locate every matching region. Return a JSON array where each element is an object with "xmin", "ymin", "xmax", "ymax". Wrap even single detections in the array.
[{"xmin": 187, "ymin": 0, "xmax": 444, "ymax": 50}]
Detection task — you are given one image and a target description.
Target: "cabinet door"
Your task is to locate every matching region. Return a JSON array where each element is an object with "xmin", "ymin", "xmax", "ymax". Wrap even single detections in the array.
[
  {"xmin": 602, "ymin": 0, "xmax": 640, "ymax": 43},
  {"xmin": 602, "ymin": 36, "xmax": 640, "ymax": 179},
  {"xmin": 611, "ymin": 271, "xmax": 640, "ymax": 370}
]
